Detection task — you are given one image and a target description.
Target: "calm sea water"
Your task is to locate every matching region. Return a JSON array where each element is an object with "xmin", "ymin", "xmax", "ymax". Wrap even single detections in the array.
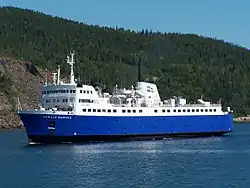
[{"xmin": 1, "ymin": 123, "xmax": 250, "ymax": 188}]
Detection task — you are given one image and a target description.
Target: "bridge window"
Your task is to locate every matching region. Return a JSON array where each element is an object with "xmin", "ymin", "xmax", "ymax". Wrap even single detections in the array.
[
  {"xmin": 79, "ymin": 99, "xmax": 93, "ymax": 103},
  {"xmin": 62, "ymin": 99, "xmax": 68, "ymax": 102}
]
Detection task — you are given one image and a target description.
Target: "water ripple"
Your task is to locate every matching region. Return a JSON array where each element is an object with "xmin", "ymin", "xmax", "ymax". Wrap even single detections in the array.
[{"xmin": 1, "ymin": 125, "xmax": 250, "ymax": 188}]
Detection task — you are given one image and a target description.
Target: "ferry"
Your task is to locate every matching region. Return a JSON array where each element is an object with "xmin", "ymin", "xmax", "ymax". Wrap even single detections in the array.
[{"xmin": 17, "ymin": 52, "xmax": 234, "ymax": 144}]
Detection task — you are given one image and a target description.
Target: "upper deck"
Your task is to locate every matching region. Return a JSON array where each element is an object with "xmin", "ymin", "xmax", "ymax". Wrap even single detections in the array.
[{"xmin": 37, "ymin": 51, "xmax": 232, "ymax": 116}]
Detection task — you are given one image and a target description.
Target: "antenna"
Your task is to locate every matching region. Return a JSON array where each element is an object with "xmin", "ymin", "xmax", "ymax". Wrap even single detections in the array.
[
  {"xmin": 136, "ymin": 52, "xmax": 143, "ymax": 82},
  {"xmin": 52, "ymin": 73, "xmax": 57, "ymax": 85},
  {"xmin": 57, "ymin": 65, "xmax": 60, "ymax": 85},
  {"xmin": 66, "ymin": 51, "xmax": 75, "ymax": 84},
  {"xmin": 17, "ymin": 97, "xmax": 22, "ymax": 110},
  {"xmin": 138, "ymin": 57, "xmax": 141, "ymax": 82},
  {"xmin": 75, "ymin": 52, "xmax": 81, "ymax": 84},
  {"xmin": 45, "ymin": 68, "xmax": 48, "ymax": 85}
]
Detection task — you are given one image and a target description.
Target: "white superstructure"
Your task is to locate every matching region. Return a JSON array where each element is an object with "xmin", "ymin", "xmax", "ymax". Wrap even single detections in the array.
[{"xmin": 38, "ymin": 52, "xmax": 232, "ymax": 117}]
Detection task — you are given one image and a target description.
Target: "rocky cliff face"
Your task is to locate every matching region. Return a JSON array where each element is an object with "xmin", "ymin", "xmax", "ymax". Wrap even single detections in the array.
[{"xmin": 0, "ymin": 57, "xmax": 47, "ymax": 129}]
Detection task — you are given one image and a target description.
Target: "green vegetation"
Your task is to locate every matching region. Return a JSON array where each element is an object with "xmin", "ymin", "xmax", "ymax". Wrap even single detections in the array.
[{"xmin": 1, "ymin": 6, "xmax": 250, "ymax": 116}]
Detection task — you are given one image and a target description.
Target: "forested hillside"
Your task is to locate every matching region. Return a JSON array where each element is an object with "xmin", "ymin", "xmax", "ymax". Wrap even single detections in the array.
[{"xmin": 1, "ymin": 6, "xmax": 250, "ymax": 117}]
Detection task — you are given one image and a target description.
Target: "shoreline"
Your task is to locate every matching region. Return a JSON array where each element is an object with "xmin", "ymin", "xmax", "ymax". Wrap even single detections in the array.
[
  {"xmin": 0, "ymin": 127, "xmax": 24, "ymax": 131},
  {"xmin": 233, "ymin": 118, "xmax": 250, "ymax": 123},
  {"xmin": 233, "ymin": 116, "xmax": 250, "ymax": 123}
]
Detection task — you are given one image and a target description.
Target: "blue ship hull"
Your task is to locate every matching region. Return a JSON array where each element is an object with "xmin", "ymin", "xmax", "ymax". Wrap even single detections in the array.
[{"xmin": 18, "ymin": 112, "xmax": 233, "ymax": 144}]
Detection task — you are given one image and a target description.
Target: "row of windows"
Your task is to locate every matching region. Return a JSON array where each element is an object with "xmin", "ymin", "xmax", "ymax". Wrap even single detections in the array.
[
  {"xmin": 44, "ymin": 108, "xmax": 73, "ymax": 111},
  {"xmin": 82, "ymin": 108, "xmax": 217, "ymax": 113},
  {"xmin": 83, "ymin": 109, "xmax": 142, "ymax": 113},
  {"xmin": 80, "ymin": 90, "xmax": 93, "ymax": 94},
  {"xmin": 156, "ymin": 108, "xmax": 217, "ymax": 113},
  {"xmin": 79, "ymin": 99, "xmax": 94, "ymax": 103},
  {"xmin": 83, "ymin": 109, "xmax": 117, "ymax": 113},
  {"xmin": 45, "ymin": 98, "xmax": 74, "ymax": 103},
  {"xmin": 42, "ymin": 90, "xmax": 76, "ymax": 94}
]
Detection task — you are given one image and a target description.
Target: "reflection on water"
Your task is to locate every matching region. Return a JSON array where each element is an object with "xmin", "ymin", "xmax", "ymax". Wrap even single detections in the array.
[{"xmin": 0, "ymin": 124, "xmax": 250, "ymax": 188}]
